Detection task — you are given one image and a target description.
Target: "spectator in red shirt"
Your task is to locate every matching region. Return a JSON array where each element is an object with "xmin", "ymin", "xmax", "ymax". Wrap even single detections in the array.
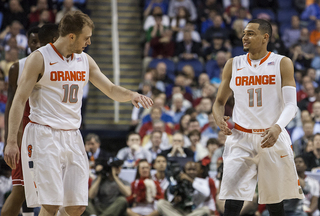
[
  {"xmin": 127, "ymin": 159, "xmax": 164, "ymax": 216},
  {"xmin": 29, "ymin": 0, "xmax": 55, "ymax": 25}
]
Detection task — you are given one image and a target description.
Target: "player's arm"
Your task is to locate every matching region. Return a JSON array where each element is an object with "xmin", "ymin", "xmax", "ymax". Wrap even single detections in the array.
[
  {"xmin": 87, "ymin": 54, "xmax": 153, "ymax": 109},
  {"xmin": 261, "ymin": 57, "xmax": 297, "ymax": 148},
  {"xmin": 5, "ymin": 52, "xmax": 44, "ymax": 169},
  {"xmin": 212, "ymin": 58, "xmax": 233, "ymax": 135},
  {"xmin": 4, "ymin": 62, "xmax": 19, "ymax": 146}
]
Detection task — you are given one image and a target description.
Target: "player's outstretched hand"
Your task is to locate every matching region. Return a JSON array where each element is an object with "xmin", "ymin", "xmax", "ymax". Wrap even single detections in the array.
[
  {"xmin": 261, "ymin": 124, "xmax": 281, "ymax": 148},
  {"xmin": 4, "ymin": 142, "xmax": 20, "ymax": 169},
  {"xmin": 131, "ymin": 92, "xmax": 153, "ymax": 109},
  {"xmin": 217, "ymin": 116, "xmax": 232, "ymax": 135}
]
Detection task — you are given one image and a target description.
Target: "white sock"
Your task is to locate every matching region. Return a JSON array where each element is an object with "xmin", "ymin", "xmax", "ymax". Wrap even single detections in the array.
[{"xmin": 22, "ymin": 213, "xmax": 34, "ymax": 216}]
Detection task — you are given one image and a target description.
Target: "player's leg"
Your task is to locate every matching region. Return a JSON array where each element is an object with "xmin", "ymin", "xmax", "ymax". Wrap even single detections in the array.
[
  {"xmin": 56, "ymin": 206, "xmax": 86, "ymax": 216},
  {"xmin": 266, "ymin": 201, "xmax": 284, "ymax": 216},
  {"xmin": 39, "ymin": 205, "xmax": 60, "ymax": 216},
  {"xmin": 22, "ymin": 201, "xmax": 34, "ymax": 216},
  {"xmin": 223, "ymin": 200, "xmax": 244, "ymax": 216},
  {"xmin": 1, "ymin": 185, "xmax": 25, "ymax": 216}
]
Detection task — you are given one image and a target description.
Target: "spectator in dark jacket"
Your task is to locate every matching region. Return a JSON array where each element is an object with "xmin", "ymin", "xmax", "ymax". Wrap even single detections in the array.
[
  {"xmin": 175, "ymin": 31, "xmax": 202, "ymax": 60},
  {"xmin": 162, "ymin": 132, "xmax": 194, "ymax": 158}
]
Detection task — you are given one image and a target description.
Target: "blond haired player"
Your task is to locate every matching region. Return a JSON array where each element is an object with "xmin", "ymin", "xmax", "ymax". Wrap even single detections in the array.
[
  {"xmin": 212, "ymin": 19, "xmax": 304, "ymax": 216},
  {"xmin": 4, "ymin": 11, "xmax": 153, "ymax": 216}
]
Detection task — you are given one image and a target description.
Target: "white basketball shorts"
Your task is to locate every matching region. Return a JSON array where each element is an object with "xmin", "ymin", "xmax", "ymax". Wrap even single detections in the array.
[
  {"xmin": 219, "ymin": 128, "xmax": 304, "ymax": 204},
  {"xmin": 21, "ymin": 122, "xmax": 89, "ymax": 207}
]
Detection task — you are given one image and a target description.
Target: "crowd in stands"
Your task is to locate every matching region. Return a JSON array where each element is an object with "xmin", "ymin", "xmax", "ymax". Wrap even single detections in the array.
[{"xmin": 3, "ymin": 0, "xmax": 320, "ymax": 215}]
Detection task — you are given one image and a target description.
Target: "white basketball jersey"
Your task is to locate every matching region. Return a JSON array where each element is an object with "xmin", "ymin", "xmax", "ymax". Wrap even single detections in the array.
[
  {"xmin": 230, "ymin": 52, "xmax": 284, "ymax": 129},
  {"xmin": 17, "ymin": 57, "xmax": 27, "ymax": 85},
  {"xmin": 29, "ymin": 43, "xmax": 89, "ymax": 130}
]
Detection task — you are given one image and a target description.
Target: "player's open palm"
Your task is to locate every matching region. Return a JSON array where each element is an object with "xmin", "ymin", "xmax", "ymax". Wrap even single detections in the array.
[
  {"xmin": 261, "ymin": 124, "xmax": 281, "ymax": 148},
  {"xmin": 4, "ymin": 142, "xmax": 20, "ymax": 169},
  {"xmin": 131, "ymin": 92, "xmax": 153, "ymax": 109}
]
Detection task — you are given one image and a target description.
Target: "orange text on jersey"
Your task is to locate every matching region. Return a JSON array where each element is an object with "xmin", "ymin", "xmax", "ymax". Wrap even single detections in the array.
[
  {"xmin": 235, "ymin": 75, "xmax": 275, "ymax": 86},
  {"xmin": 50, "ymin": 71, "xmax": 86, "ymax": 81}
]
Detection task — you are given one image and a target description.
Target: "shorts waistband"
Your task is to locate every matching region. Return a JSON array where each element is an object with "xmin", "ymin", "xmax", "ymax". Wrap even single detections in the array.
[
  {"xmin": 234, "ymin": 123, "xmax": 269, "ymax": 134},
  {"xmin": 30, "ymin": 121, "xmax": 75, "ymax": 131}
]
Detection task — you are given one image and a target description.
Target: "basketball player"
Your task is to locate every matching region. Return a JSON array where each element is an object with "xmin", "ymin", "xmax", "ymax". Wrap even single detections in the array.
[
  {"xmin": 2, "ymin": 24, "xmax": 59, "ymax": 216},
  {"xmin": 212, "ymin": 19, "xmax": 304, "ymax": 216},
  {"xmin": 4, "ymin": 11, "xmax": 153, "ymax": 216}
]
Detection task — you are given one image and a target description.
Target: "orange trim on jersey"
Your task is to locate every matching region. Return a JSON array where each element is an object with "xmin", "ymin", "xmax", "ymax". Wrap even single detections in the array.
[
  {"xmin": 247, "ymin": 52, "xmax": 271, "ymax": 66},
  {"xmin": 247, "ymin": 54, "xmax": 251, "ymax": 66},
  {"xmin": 259, "ymin": 52, "xmax": 271, "ymax": 65},
  {"xmin": 71, "ymin": 53, "xmax": 74, "ymax": 60},
  {"xmin": 234, "ymin": 123, "xmax": 269, "ymax": 134},
  {"xmin": 298, "ymin": 179, "xmax": 300, "ymax": 186},
  {"xmin": 49, "ymin": 43, "xmax": 64, "ymax": 60}
]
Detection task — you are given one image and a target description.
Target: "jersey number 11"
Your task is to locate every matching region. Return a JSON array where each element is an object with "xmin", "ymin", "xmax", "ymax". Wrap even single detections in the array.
[{"xmin": 247, "ymin": 88, "xmax": 262, "ymax": 107}]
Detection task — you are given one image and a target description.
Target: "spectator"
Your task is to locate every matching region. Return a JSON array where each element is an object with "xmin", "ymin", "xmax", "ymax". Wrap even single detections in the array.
[
  {"xmin": 1, "ymin": 0, "xmax": 28, "ymax": 30},
  {"xmin": 144, "ymin": 130, "xmax": 164, "ymax": 160},
  {"xmin": 1, "ymin": 21, "xmax": 28, "ymax": 52},
  {"xmin": 188, "ymin": 130, "xmax": 208, "ymax": 161},
  {"xmin": 0, "ymin": 159, "xmax": 12, "ymax": 213},
  {"xmin": 200, "ymin": 9, "xmax": 221, "ymax": 34},
  {"xmin": 307, "ymin": 68, "xmax": 319, "ymax": 88},
  {"xmin": 208, "ymin": 51, "xmax": 228, "ymax": 80},
  {"xmin": 0, "ymin": 48, "xmax": 19, "ymax": 77},
  {"xmin": 291, "ymin": 110, "xmax": 313, "ymax": 143},
  {"xmin": 229, "ymin": 19, "xmax": 246, "ymax": 48},
  {"xmin": 127, "ymin": 159, "xmax": 164, "ymax": 216},
  {"xmin": 171, "ymin": 7, "xmax": 190, "ymax": 33},
  {"xmin": 162, "ymin": 132, "xmax": 194, "ymax": 158},
  {"xmin": 166, "ymin": 77, "xmax": 194, "ymax": 104},
  {"xmin": 143, "ymin": 0, "xmax": 169, "ymax": 18},
  {"xmin": 310, "ymin": 19, "xmax": 320, "ymax": 45},
  {"xmin": 313, "ymin": 101, "xmax": 320, "ymax": 131},
  {"xmin": 29, "ymin": 0, "xmax": 55, "ymax": 25},
  {"xmin": 84, "ymin": 157, "xmax": 131, "ymax": 216},
  {"xmin": 196, "ymin": 157, "xmax": 218, "ymax": 215},
  {"xmin": 55, "ymin": 0, "xmax": 79, "ymax": 24},
  {"xmin": 30, "ymin": 9, "xmax": 52, "ymax": 28},
  {"xmin": 197, "ymin": 0, "xmax": 223, "ymax": 22},
  {"xmin": 85, "ymin": 133, "xmax": 111, "ymax": 169},
  {"xmin": 150, "ymin": 29, "xmax": 175, "ymax": 58},
  {"xmin": 203, "ymin": 33, "xmax": 229, "ymax": 61},
  {"xmin": 181, "ymin": 65, "xmax": 195, "ymax": 91},
  {"xmin": 196, "ymin": 97, "xmax": 212, "ymax": 128},
  {"xmin": 250, "ymin": 0, "xmax": 278, "ymax": 12},
  {"xmin": 157, "ymin": 161, "xmax": 211, "ymax": 215},
  {"xmin": 0, "ymin": 70, "xmax": 6, "ymax": 114},
  {"xmin": 297, "ymin": 75, "xmax": 314, "ymax": 102},
  {"xmin": 152, "ymin": 154, "xmax": 169, "ymax": 192},
  {"xmin": 142, "ymin": 120, "xmax": 173, "ymax": 151},
  {"xmin": 184, "ymin": 118, "xmax": 201, "ymax": 147},
  {"xmin": 223, "ymin": 0, "xmax": 250, "ymax": 26},
  {"xmin": 311, "ymin": 41, "xmax": 320, "ymax": 69},
  {"xmin": 169, "ymin": 93, "xmax": 188, "ymax": 124},
  {"xmin": 168, "ymin": 0, "xmax": 197, "ymax": 21},
  {"xmin": 294, "ymin": 156, "xmax": 319, "ymax": 215},
  {"xmin": 208, "ymin": 131, "xmax": 226, "ymax": 171},
  {"xmin": 201, "ymin": 114, "xmax": 219, "ymax": 142},
  {"xmin": 301, "ymin": 0, "xmax": 320, "ymax": 25},
  {"xmin": 293, "ymin": 120, "xmax": 315, "ymax": 156},
  {"xmin": 192, "ymin": 73, "xmax": 210, "ymax": 99},
  {"xmin": 206, "ymin": 138, "xmax": 221, "ymax": 171},
  {"xmin": 117, "ymin": 132, "xmax": 153, "ymax": 168},
  {"xmin": 140, "ymin": 106, "xmax": 173, "ymax": 138},
  {"xmin": 282, "ymin": 15, "xmax": 301, "ymax": 49},
  {"xmin": 144, "ymin": 6, "xmax": 170, "ymax": 31},
  {"xmin": 298, "ymin": 81, "xmax": 316, "ymax": 111},
  {"xmin": 300, "ymin": 28, "xmax": 316, "ymax": 57},
  {"xmin": 267, "ymin": 22, "xmax": 286, "ymax": 55},
  {"xmin": 203, "ymin": 14, "xmax": 229, "ymax": 43},
  {"xmin": 176, "ymin": 113, "xmax": 191, "ymax": 134},
  {"xmin": 153, "ymin": 62, "xmax": 172, "ymax": 92},
  {"xmin": 176, "ymin": 20, "xmax": 201, "ymax": 43},
  {"xmin": 304, "ymin": 133, "xmax": 320, "ymax": 171},
  {"xmin": 175, "ymin": 31, "xmax": 202, "ymax": 61}
]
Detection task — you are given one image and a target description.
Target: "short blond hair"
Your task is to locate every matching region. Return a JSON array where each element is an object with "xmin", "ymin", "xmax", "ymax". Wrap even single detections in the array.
[{"xmin": 59, "ymin": 10, "xmax": 94, "ymax": 37}]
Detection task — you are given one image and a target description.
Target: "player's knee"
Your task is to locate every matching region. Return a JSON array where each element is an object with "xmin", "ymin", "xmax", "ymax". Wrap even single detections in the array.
[
  {"xmin": 42, "ymin": 205, "xmax": 60, "ymax": 214},
  {"xmin": 64, "ymin": 206, "xmax": 86, "ymax": 215},
  {"xmin": 224, "ymin": 200, "xmax": 244, "ymax": 216}
]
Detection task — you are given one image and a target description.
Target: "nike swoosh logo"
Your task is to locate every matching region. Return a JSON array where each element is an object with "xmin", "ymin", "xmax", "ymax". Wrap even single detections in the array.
[
  {"xmin": 280, "ymin": 154, "xmax": 288, "ymax": 158},
  {"xmin": 237, "ymin": 67, "xmax": 245, "ymax": 71},
  {"xmin": 50, "ymin": 62, "xmax": 58, "ymax": 65}
]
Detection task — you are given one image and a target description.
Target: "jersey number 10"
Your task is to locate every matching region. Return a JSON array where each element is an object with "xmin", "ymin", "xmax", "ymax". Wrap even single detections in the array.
[
  {"xmin": 247, "ymin": 88, "xmax": 262, "ymax": 107},
  {"xmin": 62, "ymin": 84, "xmax": 79, "ymax": 103}
]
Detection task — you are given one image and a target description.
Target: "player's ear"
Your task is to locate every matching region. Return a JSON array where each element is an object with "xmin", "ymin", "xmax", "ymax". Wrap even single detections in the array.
[
  {"xmin": 69, "ymin": 33, "xmax": 75, "ymax": 41},
  {"xmin": 263, "ymin": 33, "xmax": 269, "ymax": 43}
]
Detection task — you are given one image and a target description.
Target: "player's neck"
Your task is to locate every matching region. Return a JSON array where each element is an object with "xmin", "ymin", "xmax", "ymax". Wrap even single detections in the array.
[
  {"xmin": 52, "ymin": 38, "xmax": 73, "ymax": 58},
  {"xmin": 248, "ymin": 50, "xmax": 269, "ymax": 60}
]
